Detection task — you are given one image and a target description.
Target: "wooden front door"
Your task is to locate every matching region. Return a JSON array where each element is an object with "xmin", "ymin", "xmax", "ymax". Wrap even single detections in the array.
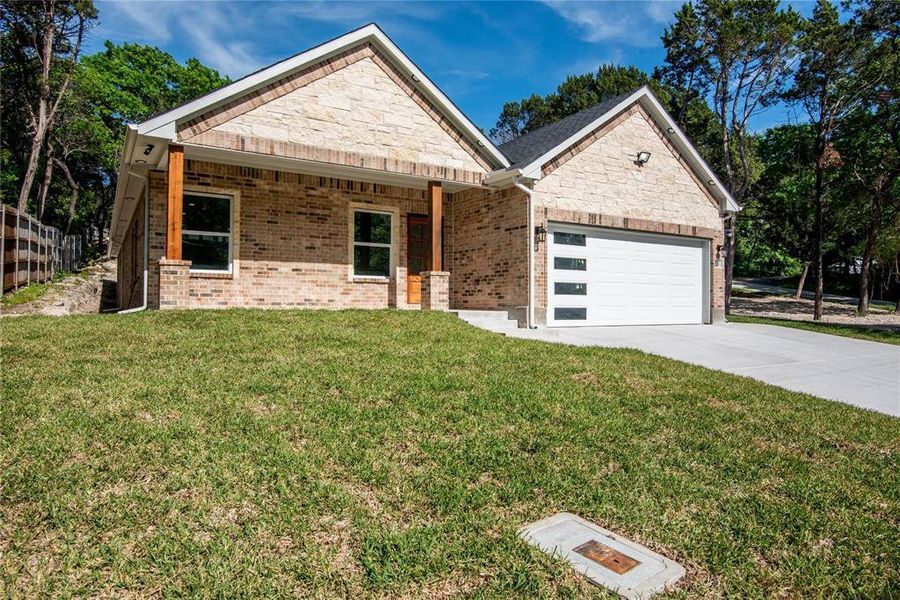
[{"xmin": 407, "ymin": 215, "xmax": 429, "ymax": 304}]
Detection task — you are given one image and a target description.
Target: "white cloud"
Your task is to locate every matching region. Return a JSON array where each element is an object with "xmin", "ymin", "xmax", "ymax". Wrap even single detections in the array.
[
  {"xmin": 94, "ymin": 1, "xmax": 266, "ymax": 77},
  {"xmin": 644, "ymin": 0, "xmax": 680, "ymax": 24},
  {"xmin": 540, "ymin": 0, "xmax": 674, "ymax": 47}
]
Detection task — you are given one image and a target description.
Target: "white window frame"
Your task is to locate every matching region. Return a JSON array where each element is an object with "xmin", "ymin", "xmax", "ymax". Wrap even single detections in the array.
[
  {"xmin": 182, "ymin": 191, "xmax": 234, "ymax": 274},
  {"xmin": 351, "ymin": 207, "xmax": 394, "ymax": 280}
]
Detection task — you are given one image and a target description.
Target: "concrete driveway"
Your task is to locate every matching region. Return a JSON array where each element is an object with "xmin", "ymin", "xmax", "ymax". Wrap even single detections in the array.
[{"xmin": 509, "ymin": 323, "xmax": 900, "ymax": 416}]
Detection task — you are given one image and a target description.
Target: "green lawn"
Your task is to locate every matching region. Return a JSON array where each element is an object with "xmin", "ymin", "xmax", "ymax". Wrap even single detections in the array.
[
  {"xmin": 2, "ymin": 310, "xmax": 898, "ymax": 598},
  {"xmin": 729, "ymin": 314, "xmax": 900, "ymax": 346}
]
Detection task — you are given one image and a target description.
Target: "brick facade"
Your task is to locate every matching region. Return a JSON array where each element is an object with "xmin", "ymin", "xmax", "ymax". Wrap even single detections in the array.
[
  {"xmin": 446, "ymin": 186, "xmax": 529, "ymax": 310},
  {"xmin": 142, "ymin": 160, "xmax": 436, "ymax": 310},
  {"xmin": 117, "ymin": 103, "xmax": 725, "ymax": 322},
  {"xmin": 420, "ymin": 271, "xmax": 449, "ymax": 311},
  {"xmin": 116, "ymin": 197, "xmax": 145, "ymax": 310}
]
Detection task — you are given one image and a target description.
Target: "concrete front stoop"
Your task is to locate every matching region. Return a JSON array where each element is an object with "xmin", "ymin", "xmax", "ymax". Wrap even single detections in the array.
[{"xmin": 453, "ymin": 310, "xmax": 526, "ymax": 335}]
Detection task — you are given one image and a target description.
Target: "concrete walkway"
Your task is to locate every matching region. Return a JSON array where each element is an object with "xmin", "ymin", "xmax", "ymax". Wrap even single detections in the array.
[{"xmin": 462, "ymin": 314, "xmax": 899, "ymax": 417}]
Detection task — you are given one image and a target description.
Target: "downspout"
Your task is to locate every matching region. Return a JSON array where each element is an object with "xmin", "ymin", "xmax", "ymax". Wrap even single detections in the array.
[
  {"xmin": 117, "ymin": 170, "xmax": 150, "ymax": 314},
  {"xmin": 514, "ymin": 178, "xmax": 536, "ymax": 329}
]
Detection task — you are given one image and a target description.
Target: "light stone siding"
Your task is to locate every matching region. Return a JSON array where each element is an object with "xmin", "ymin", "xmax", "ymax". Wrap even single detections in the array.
[
  {"xmin": 208, "ymin": 57, "xmax": 486, "ymax": 174},
  {"xmin": 533, "ymin": 105, "xmax": 722, "ymax": 231}
]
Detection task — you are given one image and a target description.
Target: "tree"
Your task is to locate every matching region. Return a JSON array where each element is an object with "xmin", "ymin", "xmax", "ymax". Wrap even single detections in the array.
[
  {"xmin": 845, "ymin": 0, "xmax": 900, "ymax": 315},
  {"xmin": 785, "ymin": 0, "xmax": 880, "ymax": 320},
  {"xmin": 739, "ymin": 124, "xmax": 816, "ymax": 291},
  {"xmin": 489, "ymin": 64, "xmax": 697, "ymax": 144},
  {"xmin": 1, "ymin": 0, "xmax": 96, "ymax": 213},
  {"xmin": 660, "ymin": 0, "xmax": 800, "ymax": 314}
]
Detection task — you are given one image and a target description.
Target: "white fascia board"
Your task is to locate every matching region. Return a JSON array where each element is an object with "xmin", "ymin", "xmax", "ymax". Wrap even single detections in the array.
[
  {"xmin": 518, "ymin": 86, "xmax": 740, "ymax": 213},
  {"xmin": 133, "ymin": 24, "xmax": 509, "ymax": 169},
  {"xmin": 637, "ymin": 90, "xmax": 740, "ymax": 213},
  {"xmin": 109, "ymin": 125, "xmax": 139, "ymax": 251}
]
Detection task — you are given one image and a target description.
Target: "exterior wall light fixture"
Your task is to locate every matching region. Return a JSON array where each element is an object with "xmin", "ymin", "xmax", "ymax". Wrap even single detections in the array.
[
  {"xmin": 143, "ymin": 144, "xmax": 155, "ymax": 156},
  {"xmin": 715, "ymin": 244, "xmax": 725, "ymax": 266},
  {"xmin": 535, "ymin": 225, "xmax": 547, "ymax": 245},
  {"xmin": 636, "ymin": 151, "xmax": 651, "ymax": 167}
]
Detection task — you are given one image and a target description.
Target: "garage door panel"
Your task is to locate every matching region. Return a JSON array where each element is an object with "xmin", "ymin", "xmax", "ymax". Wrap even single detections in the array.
[{"xmin": 549, "ymin": 225, "xmax": 708, "ymax": 327}]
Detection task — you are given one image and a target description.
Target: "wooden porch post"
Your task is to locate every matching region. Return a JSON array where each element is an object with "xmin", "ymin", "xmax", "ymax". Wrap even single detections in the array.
[
  {"xmin": 166, "ymin": 144, "xmax": 184, "ymax": 260},
  {"xmin": 428, "ymin": 180, "xmax": 442, "ymax": 271}
]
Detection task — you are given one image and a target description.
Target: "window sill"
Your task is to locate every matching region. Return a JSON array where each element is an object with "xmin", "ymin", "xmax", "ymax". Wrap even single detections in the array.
[
  {"xmin": 351, "ymin": 276, "xmax": 391, "ymax": 284},
  {"xmin": 190, "ymin": 270, "xmax": 233, "ymax": 280}
]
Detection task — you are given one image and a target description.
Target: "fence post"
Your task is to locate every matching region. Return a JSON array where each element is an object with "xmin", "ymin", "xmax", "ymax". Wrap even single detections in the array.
[{"xmin": 1, "ymin": 207, "xmax": 5, "ymax": 294}]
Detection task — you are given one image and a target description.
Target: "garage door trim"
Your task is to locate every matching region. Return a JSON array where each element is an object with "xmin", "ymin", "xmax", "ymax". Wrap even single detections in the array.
[{"xmin": 546, "ymin": 223, "xmax": 711, "ymax": 327}]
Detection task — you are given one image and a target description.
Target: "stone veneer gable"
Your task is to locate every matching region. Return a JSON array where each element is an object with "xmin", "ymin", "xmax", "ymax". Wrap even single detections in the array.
[
  {"xmin": 183, "ymin": 53, "xmax": 489, "ymax": 176},
  {"xmin": 533, "ymin": 104, "xmax": 723, "ymax": 231}
]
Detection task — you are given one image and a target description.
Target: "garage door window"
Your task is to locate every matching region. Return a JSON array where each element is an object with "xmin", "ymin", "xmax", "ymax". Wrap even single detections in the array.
[
  {"xmin": 554, "ymin": 257, "xmax": 587, "ymax": 271},
  {"xmin": 555, "ymin": 282, "xmax": 587, "ymax": 295},
  {"xmin": 554, "ymin": 232, "xmax": 586, "ymax": 246},
  {"xmin": 555, "ymin": 307, "xmax": 587, "ymax": 320}
]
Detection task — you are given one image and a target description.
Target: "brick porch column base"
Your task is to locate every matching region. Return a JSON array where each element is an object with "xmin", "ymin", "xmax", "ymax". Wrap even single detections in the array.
[
  {"xmin": 159, "ymin": 259, "xmax": 192, "ymax": 310},
  {"xmin": 421, "ymin": 271, "xmax": 450, "ymax": 311}
]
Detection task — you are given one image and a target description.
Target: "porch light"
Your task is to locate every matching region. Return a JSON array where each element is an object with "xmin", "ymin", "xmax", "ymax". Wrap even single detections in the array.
[
  {"xmin": 535, "ymin": 225, "xmax": 547, "ymax": 244},
  {"xmin": 143, "ymin": 144, "xmax": 155, "ymax": 156},
  {"xmin": 715, "ymin": 244, "xmax": 725, "ymax": 266},
  {"xmin": 666, "ymin": 127, "xmax": 675, "ymax": 134},
  {"xmin": 636, "ymin": 151, "xmax": 651, "ymax": 167}
]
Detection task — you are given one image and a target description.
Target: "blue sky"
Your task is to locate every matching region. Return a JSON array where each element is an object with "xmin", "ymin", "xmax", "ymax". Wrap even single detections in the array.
[{"xmin": 86, "ymin": 1, "xmax": 816, "ymax": 133}]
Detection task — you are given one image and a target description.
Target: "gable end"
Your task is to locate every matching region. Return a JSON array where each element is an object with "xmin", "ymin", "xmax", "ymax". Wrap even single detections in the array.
[{"xmin": 177, "ymin": 42, "xmax": 493, "ymax": 172}]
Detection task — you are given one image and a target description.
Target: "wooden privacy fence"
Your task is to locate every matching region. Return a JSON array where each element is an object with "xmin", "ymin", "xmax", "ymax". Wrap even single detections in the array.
[{"xmin": 1, "ymin": 204, "xmax": 85, "ymax": 295}]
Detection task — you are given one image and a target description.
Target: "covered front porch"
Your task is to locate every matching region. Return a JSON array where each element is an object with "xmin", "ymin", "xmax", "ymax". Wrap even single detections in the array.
[{"xmin": 116, "ymin": 141, "xmax": 483, "ymax": 311}]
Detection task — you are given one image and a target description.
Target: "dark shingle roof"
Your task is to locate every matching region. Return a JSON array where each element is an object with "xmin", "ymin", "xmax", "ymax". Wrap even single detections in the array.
[{"xmin": 497, "ymin": 90, "xmax": 637, "ymax": 168}]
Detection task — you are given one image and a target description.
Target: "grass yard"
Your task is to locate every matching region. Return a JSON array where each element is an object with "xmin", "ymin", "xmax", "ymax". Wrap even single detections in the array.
[
  {"xmin": 729, "ymin": 314, "xmax": 900, "ymax": 346},
  {"xmin": 2, "ymin": 310, "xmax": 898, "ymax": 598}
]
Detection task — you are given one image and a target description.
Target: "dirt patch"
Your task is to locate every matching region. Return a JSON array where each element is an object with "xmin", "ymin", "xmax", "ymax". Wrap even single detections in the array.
[
  {"xmin": 731, "ymin": 295, "xmax": 899, "ymax": 328},
  {"xmin": 1, "ymin": 259, "xmax": 116, "ymax": 316}
]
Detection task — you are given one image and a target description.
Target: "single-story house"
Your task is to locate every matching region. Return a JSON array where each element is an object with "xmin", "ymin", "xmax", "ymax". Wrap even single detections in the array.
[{"xmin": 110, "ymin": 23, "xmax": 738, "ymax": 327}]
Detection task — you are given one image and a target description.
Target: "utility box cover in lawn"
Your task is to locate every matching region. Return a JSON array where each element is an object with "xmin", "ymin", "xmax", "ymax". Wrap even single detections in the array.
[{"xmin": 519, "ymin": 512, "xmax": 685, "ymax": 599}]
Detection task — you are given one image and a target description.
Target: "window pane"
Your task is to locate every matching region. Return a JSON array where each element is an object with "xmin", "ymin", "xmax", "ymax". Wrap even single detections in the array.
[
  {"xmin": 183, "ymin": 233, "xmax": 229, "ymax": 270},
  {"xmin": 555, "ymin": 307, "xmax": 587, "ymax": 320},
  {"xmin": 183, "ymin": 194, "xmax": 230, "ymax": 233},
  {"xmin": 554, "ymin": 257, "xmax": 587, "ymax": 271},
  {"xmin": 554, "ymin": 232, "xmax": 586, "ymax": 246},
  {"xmin": 555, "ymin": 282, "xmax": 587, "ymax": 295},
  {"xmin": 355, "ymin": 211, "xmax": 391, "ymax": 244},
  {"xmin": 354, "ymin": 245, "xmax": 390, "ymax": 277}
]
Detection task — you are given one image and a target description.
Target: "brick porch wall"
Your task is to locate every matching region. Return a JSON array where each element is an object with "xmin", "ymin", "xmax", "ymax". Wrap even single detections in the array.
[
  {"xmin": 116, "ymin": 197, "xmax": 145, "ymax": 310},
  {"xmin": 446, "ymin": 186, "xmax": 529, "ymax": 310},
  {"xmin": 150, "ymin": 160, "xmax": 435, "ymax": 310}
]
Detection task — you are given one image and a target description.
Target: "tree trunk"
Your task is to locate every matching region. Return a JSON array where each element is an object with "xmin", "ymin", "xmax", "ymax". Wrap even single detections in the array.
[
  {"xmin": 37, "ymin": 144, "xmax": 55, "ymax": 220},
  {"xmin": 17, "ymin": 126, "xmax": 46, "ymax": 213},
  {"xmin": 17, "ymin": 7, "xmax": 56, "ymax": 213},
  {"xmin": 813, "ymin": 165, "xmax": 825, "ymax": 321},
  {"xmin": 55, "ymin": 158, "xmax": 79, "ymax": 234},
  {"xmin": 795, "ymin": 261, "xmax": 810, "ymax": 298},
  {"xmin": 857, "ymin": 218, "xmax": 879, "ymax": 316}
]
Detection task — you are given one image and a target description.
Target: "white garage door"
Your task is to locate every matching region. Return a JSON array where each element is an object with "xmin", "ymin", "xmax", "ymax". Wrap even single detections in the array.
[{"xmin": 547, "ymin": 225, "xmax": 709, "ymax": 327}]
